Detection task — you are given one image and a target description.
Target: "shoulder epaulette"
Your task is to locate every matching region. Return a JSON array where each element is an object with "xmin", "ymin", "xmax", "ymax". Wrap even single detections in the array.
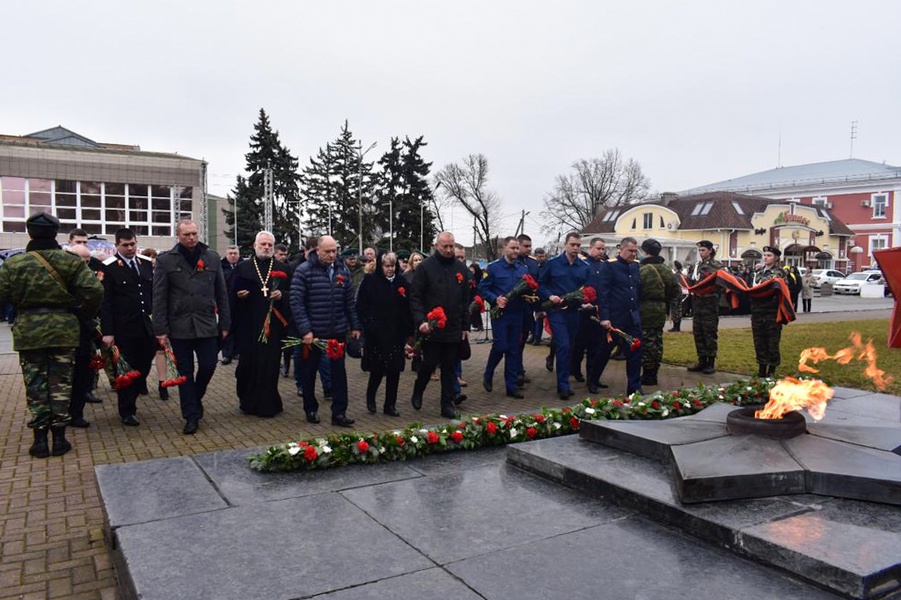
[
  {"xmin": 102, "ymin": 255, "xmax": 118, "ymax": 266},
  {"xmin": 136, "ymin": 254, "xmax": 153, "ymax": 262}
]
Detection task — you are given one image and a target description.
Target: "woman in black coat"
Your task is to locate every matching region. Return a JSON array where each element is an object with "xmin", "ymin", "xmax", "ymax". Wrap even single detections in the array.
[{"xmin": 355, "ymin": 252, "xmax": 413, "ymax": 416}]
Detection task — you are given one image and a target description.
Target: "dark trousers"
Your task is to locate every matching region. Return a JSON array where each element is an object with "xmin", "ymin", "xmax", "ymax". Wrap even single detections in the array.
[
  {"xmin": 547, "ymin": 311, "xmax": 579, "ymax": 392},
  {"xmin": 413, "ymin": 340, "xmax": 459, "ymax": 412},
  {"xmin": 69, "ymin": 350, "xmax": 92, "ymax": 422},
  {"xmin": 366, "ymin": 369, "xmax": 400, "ymax": 410},
  {"xmin": 486, "ymin": 315, "xmax": 522, "ymax": 392},
  {"xmin": 170, "ymin": 337, "xmax": 219, "ymax": 421},
  {"xmin": 592, "ymin": 327, "xmax": 642, "ymax": 394},
  {"xmin": 532, "ymin": 313, "xmax": 544, "ymax": 343},
  {"xmin": 802, "ymin": 298, "xmax": 811, "ymax": 313},
  {"xmin": 116, "ymin": 336, "xmax": 157, "ymax": 419},
  {"xmin": 220, "ymin": 333, "xmax": 237, "ymax": 360},
  {"xmin": 518, "ymin": 311, "xmax": 535, "ymax": 375},
  {"xmin": 299, "ymin": 346, "xmax": 347, "ymax": 417},
  {"xmin": 294, "ymin": 346, "xmax": 332, "ymax": 395}
]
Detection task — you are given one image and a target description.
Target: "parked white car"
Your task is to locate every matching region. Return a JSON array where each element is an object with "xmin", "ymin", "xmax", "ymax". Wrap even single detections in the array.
[
  {"xmin": 811, "ymin": 269, "xmax": 846, "ymax": 289},
  {"xmin": 832, "ymin": 271, "xmax": 884, "ymax": 295}
]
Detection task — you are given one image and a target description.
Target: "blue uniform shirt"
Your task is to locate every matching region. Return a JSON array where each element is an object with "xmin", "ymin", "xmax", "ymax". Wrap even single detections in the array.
[
  {"xmin": 538, "ymin": 253, "xmax": 592, "ymax": 301},
  {"xmin": 479, "ymin": 258, "xmax": 528, "ymax": 316},
  {"xmin": 516, "ymin": 254, "xmax": 540, "ymax": 278},
  {"xmin": 598, "ymin": 256, "xmax": 641, "ymax": 331}
]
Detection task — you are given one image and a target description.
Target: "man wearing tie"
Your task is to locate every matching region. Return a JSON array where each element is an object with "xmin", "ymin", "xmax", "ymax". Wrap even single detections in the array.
[{"xmin": 101, "ymin": 228, "xmax": 157, "ymax": 426}]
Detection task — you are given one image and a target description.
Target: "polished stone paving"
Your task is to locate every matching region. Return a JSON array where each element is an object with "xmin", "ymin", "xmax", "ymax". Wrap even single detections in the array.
[{"xmin": 98, "ymin": 444, "xmax": 851, "ymax": 599}]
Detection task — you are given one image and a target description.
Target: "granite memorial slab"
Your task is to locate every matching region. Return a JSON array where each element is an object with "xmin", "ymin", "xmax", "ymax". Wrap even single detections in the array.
[
  {"xmin": 115, "ymin": 493, "xmax": 434, "ymax": 600},
  {"xmin": 448, "ymin": 516, "xmax": 840, "ymax": 599},
  {"xmin": 95, "ymin": 456, "xmax": 228, "ymax": 533},
  {"xmin": 341, "ymin": 460, "xmax": 631, "ymax": 565},
  {"xmin": 580, "ymin": 418, "xmax": 728, "ymax": 461},
  {"xmin": 306, "ymin": 568, "xmax": 484, "ymax": 599},
  {"xmin": 192, "ymin": 447, "xmax": 423, "ymax": 505},
  {"xmin": 806, "ymin": 423, "xmax": 901, "ymax": 454}
]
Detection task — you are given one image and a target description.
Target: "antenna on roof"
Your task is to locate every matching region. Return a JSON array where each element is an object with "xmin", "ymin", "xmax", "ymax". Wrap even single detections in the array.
[{"xmin": 850, "ymin": 120, "xmax": 858, "ymax": 158}]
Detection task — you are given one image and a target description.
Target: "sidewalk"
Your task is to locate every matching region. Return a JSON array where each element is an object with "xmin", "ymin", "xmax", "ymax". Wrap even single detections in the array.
[{"xmin": 0, "ymin": 298, "xmax": 893, "ymax": 599}]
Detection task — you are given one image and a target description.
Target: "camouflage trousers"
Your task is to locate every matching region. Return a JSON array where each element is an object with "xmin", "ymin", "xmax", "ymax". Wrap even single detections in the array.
[
  {"xmin": 641, "ymin": 327, "xmax": 663, "ymax": 371},
  {"xmin": 691, "ymin": 296, "xmax": 719, "ymax": 357},
  {"xmin": 751, "ymin": 311, "xmax": 782, "ymax": 367},
  {"xmin": 19, "ymin": 348, "xmax": 75, "ymax": 429},
  {"xmin": 669, "ymin": 296, "xmax": 684, "ymax": 329}
]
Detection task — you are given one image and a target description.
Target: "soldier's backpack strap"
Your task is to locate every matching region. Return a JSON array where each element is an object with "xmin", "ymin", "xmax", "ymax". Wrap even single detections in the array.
[{"xmin": 28, "ymin": 251, "xmax": 72, "ymax": 298}]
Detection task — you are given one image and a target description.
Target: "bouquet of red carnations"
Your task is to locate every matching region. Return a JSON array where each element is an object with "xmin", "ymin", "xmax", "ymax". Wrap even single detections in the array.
[
  {"xmin": 469, "ymin": 295, "xmax": 486, "ymax": 316},
  {"xmin": 606, "ymin": 327, "xmax": 641, "ymax": 352},
  {"xmin": 160, "ymin": 341, "xmax": 188, "ymax": 388},
  {"xmin": 103, "ymin": 344, "xmax": 142, "ymax": 390},
  {"xmin": 490, "ymin": 274, "xmax": 539, "ymax": 319},
  {"xmin": 410, "ymin": 306, "xmax": 447, "ymax": 358},
  {"xmin": 282, "ymin": 336, "xmax": 346, "ymax": 360},
  {"xmin": 540, "ymin": 285, "xmax": 597, "ymax": 312},
  {"xmin": 258, "ymin": 270, "xmax": 290, "ymax": 343}
]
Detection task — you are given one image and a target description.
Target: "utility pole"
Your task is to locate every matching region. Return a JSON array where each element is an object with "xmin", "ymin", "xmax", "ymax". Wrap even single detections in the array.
[
  {"xmin": 357, "ymin": 141, "xmax": 377, "ymax": 252},
  {"xmin": 263, "ymin": 162, "xmax": 273, "ymax": 233},
  {"xmin": 850, "ymin": 120, "xmax": 858, "ymax": 158},
  {"xmin": 514, "ymin": 209, "xmax": 529, "ymax": 237}
]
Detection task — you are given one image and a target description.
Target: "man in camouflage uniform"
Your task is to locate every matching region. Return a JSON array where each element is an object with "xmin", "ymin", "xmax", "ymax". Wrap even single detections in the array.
[
  {"xmin": 668, "ymin": 260, "xmax": 688, "ymax": 332},
  {"xmin": 687, "ymin": 240, "xmax": 722, "ymax": 375},
  {"xmin": 638, "ymin": 239, "xmax": 680, "ymax": 386},
  {"xmin": 751, "ymin": 246, "xmax": 786, "ymax": 378},
  {"xmin": 0, "ymin": 213, "xmax": 103, "ymax": 458}
]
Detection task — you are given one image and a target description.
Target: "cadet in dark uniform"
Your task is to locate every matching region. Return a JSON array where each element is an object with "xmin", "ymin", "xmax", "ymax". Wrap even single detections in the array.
[
  {"xmin": 101, "ymin": 228, "xmax": 157, "ymax": 426},
  {"xmin": 687, "ymin": 240, "xmax": 722, "ymax": 375},
  {"xmin": 596, "ymin": 237, "xmax": 643, "ymax": 395},
  {"xmin": 479, "ymin": 236, "xmax": 528, "ymax": 397},
  {"xmin": 0, "ymin": 213, "xmax": 103, "ymax": 458},
  {"xmin": 751, "ymin": 246, "xmax": 787, "ymax": 378},
  {"xmin": 515, "ymin": 234, "xmax": 539, "ymax": 387}
]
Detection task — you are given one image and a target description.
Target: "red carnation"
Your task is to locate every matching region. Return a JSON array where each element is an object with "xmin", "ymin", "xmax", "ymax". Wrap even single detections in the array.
[
  {"xmin": 533, "ymin": 414, "xmax": 545, "ymax": 423},
  {"xmin": 425, "ymin": 306, "xmax": 448, "ymax": 331},
  {"xmin": 526, "ymin": 427, "xmax": 538, "ymax": 439},
  {"xmin": 427, "ymin": 431, "xmax": 440, "ymax": 444},
  {"xmin": 271, "ymin": 270, "xmax": 288, "ymax": 280},
  {"xmin": 693, "ymin": 400, "xmax": 703, "ymax": 407},
  {"xmin": 196, "ymin": 259, "xmax": 205, "ymax": 272},
  {"xmin": 398, "ymin": 286, "xmax": 406, "ymax": 297},
  {"xmin": 570, "ymin": 417, "xmax": 580, "ymax": 430},
  {"xmin": 673, "ymin": 401, "xmax": 682, "ymax": 410},
  {"xmin": 456, "ymin": 272, "xmax": 464, "ymax": 283},
  {"xmin": 336, "ymin": 273, "xmax": 345, "ymax": 286},
  {"xmin": 581, "ymin": 285, "xmax": 597, "ymax": 304},
  {"xmin": 356, "ymin": 440, "xmax": 370, "ymax": 453},
  {"xmin": 651, "ymin": 400, "xmax": 660, "ymax": 409},
  {"xmin": 303, "ymin": 446, "xmax": 318, "ymax": 461},
  {"xmin": 326, "ymin": 339, "xmax": 345, "ymax": 360},
  {"xmin": 523, "ymin": 274, "xmax": 539, "ymax": 291},
  {"xmin": 450, "ymin": 431, "xmax": 464, "ymax": 444},
  {"xmin": 486, "ymin": 422, "xmax": 498, "ymax": 435},
  {"xmin": 612, "ymin": 400, "xmax": 623, "ymax": 407},
  {"xmin": 396, "ymin": 436, "xmax": 405, "ymax": 446}
]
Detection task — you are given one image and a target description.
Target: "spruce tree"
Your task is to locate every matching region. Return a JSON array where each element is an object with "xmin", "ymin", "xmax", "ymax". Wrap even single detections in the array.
[
  {"xmin": 374, "ymin": 136, "xmax": 438, "ymax": 252},
  {"xmin": 222, "ymin": 109, "xmax": 302, "ymax": 255}
]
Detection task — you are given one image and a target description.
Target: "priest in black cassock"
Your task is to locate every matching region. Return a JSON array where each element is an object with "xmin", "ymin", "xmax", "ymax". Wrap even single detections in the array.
[{"xmin": 230, "ymin": 231, "xmax": 290, "ymax": 417}]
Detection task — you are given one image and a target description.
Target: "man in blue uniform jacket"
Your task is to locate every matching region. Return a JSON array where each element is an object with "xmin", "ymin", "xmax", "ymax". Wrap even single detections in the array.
[
  {"xmin": 596, "ymin": 236, "xmax": 643, "ymax": 395},
  {"xmin": 538, "ymin": 232, "xmax": 591, "ymax": 399},
  {"xmin": 479, "ymin": 236, "xmax": 528, "ymax": 398}
]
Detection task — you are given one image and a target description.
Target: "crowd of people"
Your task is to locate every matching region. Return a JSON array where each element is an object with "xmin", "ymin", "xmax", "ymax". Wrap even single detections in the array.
[{"xmin": 0, "ymin": 212, "xmax": 799, "ymax": 460}]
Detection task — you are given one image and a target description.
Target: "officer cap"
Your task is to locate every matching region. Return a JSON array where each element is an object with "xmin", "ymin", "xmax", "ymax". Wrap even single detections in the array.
[
  {"xmin": 396, "ymin": 249, "xmax": 411, "ymax": 260},
  {"xmin": 341, "ymin": 248, "xmax": 359, "ymax": 258},
  {"xmin": 696, "ymin": 240, "xmax": 714, "ymax": 250},
  {"xmin": 26, "ymin": 212, "xmax": 60, "ymax": 239},
  {"xmin": 762, "ymin": 245, "xmax": 781, "ymax": 257},
  {"xmin": 640, "ymin": 238, "xmax": 662, "ymax": 256}
]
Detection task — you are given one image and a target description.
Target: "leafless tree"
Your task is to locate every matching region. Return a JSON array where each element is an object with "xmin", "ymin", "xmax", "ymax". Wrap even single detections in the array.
[
  {"xmin": 541, "ymin": 149, "xmax": 650, "ymax": 238},
  {"xmin": 433, "ymin": 154, "xmax": 502, "ymax": 261}
]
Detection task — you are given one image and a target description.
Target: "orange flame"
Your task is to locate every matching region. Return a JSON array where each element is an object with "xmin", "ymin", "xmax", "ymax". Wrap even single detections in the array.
[
  {"xmin": 756, "ymin": 331, "xmax": 891, "ymax": 421},
  {"xmin": 755, "ymin": 377, "xmax": 834, "ymax": 420}
]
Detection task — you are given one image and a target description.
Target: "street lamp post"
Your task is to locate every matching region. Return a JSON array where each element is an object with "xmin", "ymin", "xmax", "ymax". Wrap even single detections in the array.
[{"xmin": 358, "ymin": 141, "xmax": 377, "ymax": 253}]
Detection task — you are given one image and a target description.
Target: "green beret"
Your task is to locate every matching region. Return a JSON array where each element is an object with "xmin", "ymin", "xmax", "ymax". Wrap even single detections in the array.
[{"xmin": 26, "ymin": 212, "xmax": 60, "ymax": 239}]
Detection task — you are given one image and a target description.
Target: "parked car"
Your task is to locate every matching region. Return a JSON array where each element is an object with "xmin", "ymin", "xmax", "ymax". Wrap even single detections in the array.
[
  {"xmin": 811, "ymin": 269, "xmax": 846, "ymax": 289},
  {"xmin": 832, "ymin": 271, "xmax": 884, "ymax": 295}
]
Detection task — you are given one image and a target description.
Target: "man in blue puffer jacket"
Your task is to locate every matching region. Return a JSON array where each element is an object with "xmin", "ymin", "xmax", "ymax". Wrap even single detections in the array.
[{"xmin": 290, "ymin": 235, "xmax": 361, "ymax": 427}]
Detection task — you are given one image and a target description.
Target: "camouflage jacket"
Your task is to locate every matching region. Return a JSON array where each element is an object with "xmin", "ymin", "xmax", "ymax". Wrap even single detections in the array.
[
  {"xmin": 639, "ymin": 258, "xmax": 680, "ymax": 329},
  {"xmin": 0, "ymin": 249, "xmax": 103, "ymax": 351},
  {"xmin": 751, "ymin": 264, "xmax": 785, "ymax": 313}
]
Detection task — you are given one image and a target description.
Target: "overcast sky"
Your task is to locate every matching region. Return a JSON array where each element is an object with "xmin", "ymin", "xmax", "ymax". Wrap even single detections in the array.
[{"xmin": 3, "ymin": 0, "xmax": 899, "ymax": 247}]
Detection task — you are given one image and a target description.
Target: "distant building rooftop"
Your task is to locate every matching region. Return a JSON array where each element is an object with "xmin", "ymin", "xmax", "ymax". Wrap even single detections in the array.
[{"xmin": 0, "ymin": 125, "xmax": 200, "ymax": 162}]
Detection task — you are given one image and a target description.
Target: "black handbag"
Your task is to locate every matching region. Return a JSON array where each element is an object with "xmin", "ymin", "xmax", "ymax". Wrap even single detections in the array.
[{"xmin": 458, "ymin": 337, "xmax": 471, "ymax": 361}]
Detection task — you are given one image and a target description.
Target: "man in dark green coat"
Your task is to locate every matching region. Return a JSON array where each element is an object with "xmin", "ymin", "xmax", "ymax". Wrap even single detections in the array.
[
  {"xmin": 638, "ymin": 239, "xmax": 680, "ymax": 386},
  {"xmin": 0, "ymin": 213, "xmax": 103, "ymax": 458}
]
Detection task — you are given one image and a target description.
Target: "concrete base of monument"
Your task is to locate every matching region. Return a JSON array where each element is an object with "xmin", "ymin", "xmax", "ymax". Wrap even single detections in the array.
[{"xmin": 506, "ymin": 387, "xmax": 901, "ymax": 600}]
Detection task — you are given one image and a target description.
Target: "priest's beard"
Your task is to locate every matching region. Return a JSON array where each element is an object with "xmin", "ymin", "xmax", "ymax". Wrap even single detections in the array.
[{"xmin": 255, "ymin": 251, "xmax": 273, "ymax": 260}]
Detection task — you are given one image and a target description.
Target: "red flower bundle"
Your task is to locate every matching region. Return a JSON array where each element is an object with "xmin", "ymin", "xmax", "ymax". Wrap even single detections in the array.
[
  {"xmin": 196, "ymin": 259, "xmax": 205, "ymax": 273},
  {"xmin": 490, "ymin": 274, "xmax": 540, "ymax": 319},
  {"xmin": 469, "ymin": 295, "xmax": 486, "ymax": 316},
  {"xmin": 160, "ymin": 341, "xmax": 188, "ymax": 388},
  {"xmin": 398, "ymin": 286, "xmax": 406, "ymax": 297},
  {"xmin": 88, "ymin": 351, "xmax": 106, "ymax": 371},
  {"xmin": 425, "ymin": 306, "xmax": 448, "ymax": 330},
  {"xmin": 325, "ymin": 338, "xmax": 345, "ymax": 360},
  {"xmin": 271, "ymin": 270, "xmax": 288, "ymax": 280},
  {"xmin": 540, "ymin": 285, "xmax": 597, "ymax": 311},
  {"xmin": 104, "ymin": 344, "xmax": 141, "ymax": 390},
  {"xmin": 336, "ymin": 273, "xmax": 345, "ymax": 286},
  {"xmin": 606, "ymin": 327, "xmax": 641, "ymax": 353}
]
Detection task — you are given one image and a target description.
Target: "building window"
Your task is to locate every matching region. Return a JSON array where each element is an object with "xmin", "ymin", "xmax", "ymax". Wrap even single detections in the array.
[
  {"xmin": 872, "ymin": 193, "xmax": 888, "ymax": 218},
  {"xmin": 642, "ymin": 213, "xmax": 653, "ymax": 229},
  {"xmin": 699, "ymin": 201, "xmax": 713, "ymax": 216},
  {"xmin": 731, "ymin": 201, "xmax": 744, "ymax": 215},
  {"xmin": 870, "ymin": 235, "xmax": 888, "ymax": 261},
  {"xmin": 691, "ymin": 202, "xmax": 704, "ymax": 216},
  {"xmin": 812, "ymin": 196, "xmax": 828, "ymax": 206}
]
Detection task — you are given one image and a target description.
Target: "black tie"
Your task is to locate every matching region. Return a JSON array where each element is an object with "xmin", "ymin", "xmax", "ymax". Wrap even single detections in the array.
[{"xmin": 130, "ymin": 259, "xmax": 140, "ymax": 277}]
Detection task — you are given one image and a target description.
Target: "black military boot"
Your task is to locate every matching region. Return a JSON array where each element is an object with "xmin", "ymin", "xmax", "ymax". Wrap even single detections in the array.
[
  {"xmin": 767, "ymin": 364, "xmax": 777, "ymax": 378},
  {"xmin": 758, "ymin": 364, "xmax": 768, "ymax": 378},
  {"xmin": 641, "ymin": 368, "xmax": 658, "ymax": 386},
  {"xmin": 687, "ymin": 357, "xmax": 706, "ymax": 372},
  {"xmin": 702, "ymin": 357, "xmax": 716, "ymax": 375},
  {"xmin": 50, "ymin": 426, "xmax": 72, "ymax": 457},
  {"xmin": 29, "ymin": 428, "xmax": 50, "ymax": 459}
]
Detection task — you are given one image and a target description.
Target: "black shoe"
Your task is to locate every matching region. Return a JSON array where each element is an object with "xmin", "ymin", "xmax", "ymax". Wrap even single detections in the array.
[
  {"xmin": 306, "ymin": 411, "xmax": 320, "ymax": 424},
  {"xmin": 411, "ymin": 392, "xmax": 423, "ymax": 410},
  {"xmin": 687, "ymin": 360, "xmax": 705, "ymax": 372},
  {"xmin": 84, "ymin": 392, "xmax": 102, "ymax": 404},
  {"xmin": 221, "ymin": 357, "xmax": 232, "ymax": 365},
  {"xmin": 483, "ymin": 376, "xmax": 493, "ymax": 393},
  {"xmin": 557, "ymin": 389, "xmax": 574, "ymax": 400},
  {"xmin": 137, "ymin": 382, "xmax": 149, "ymax": 395},
  {"xmin": 453, "ymin": 393, "xmax": 467, "ymax": 406},
  {"xmin": 366, "ymin": 398, "xmax": 377, "ymax": 414},
  {"xmin": 183, "ymin": 420, "xmax": 199, "ymax": 435},
  {"xmin": 50, "ymin": 426, "xmax": 72, "ymax": 456},
  {"xmin": 545, "ymin": 355, "xmax": 554, "ymax": 372},
  {"xmin": 122, "ymin": 415, "xmax": 140, "ymax": 427},
  {"xmin": 441, "ymin": 406, "xmax": 457, "ymax": 419},
  {"xmin": 702, "ymin": 358, "xmax": 716, "ymax": 375},
  {"xmin": 506, "ymin": 389, "xmax": 525, "ymax": 399},
  {"xmin": 383, "ymin": 407, "xmax": 400, "ymax": 417},
  {"xmin": 597, "ymin": 382, "xmax": 609, "ymax": 389},
  {"xmin": 70, "ymin": 417, "xmax": 90, "ymax": 428},
  {"xmin": 29, "ymin": 428, "xmax": 50, "ymax": 459},
  {"xmin": 573, "ymin": 373, "xmax": 585, "ymax": 383},
  {"xmin": 517, "ymin": 374, "xmax": 531, "ymax": 386},
  {"xmin": 587, "ymin": 384, "xmax": 599, "ymax": 394},
  {"xmin": 332, "ymin": 414, "xmax": 355, "ymax": 427},
  {"xmin": 158, "ymin": 384, "xmax": 169, "ymax": 401}
]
